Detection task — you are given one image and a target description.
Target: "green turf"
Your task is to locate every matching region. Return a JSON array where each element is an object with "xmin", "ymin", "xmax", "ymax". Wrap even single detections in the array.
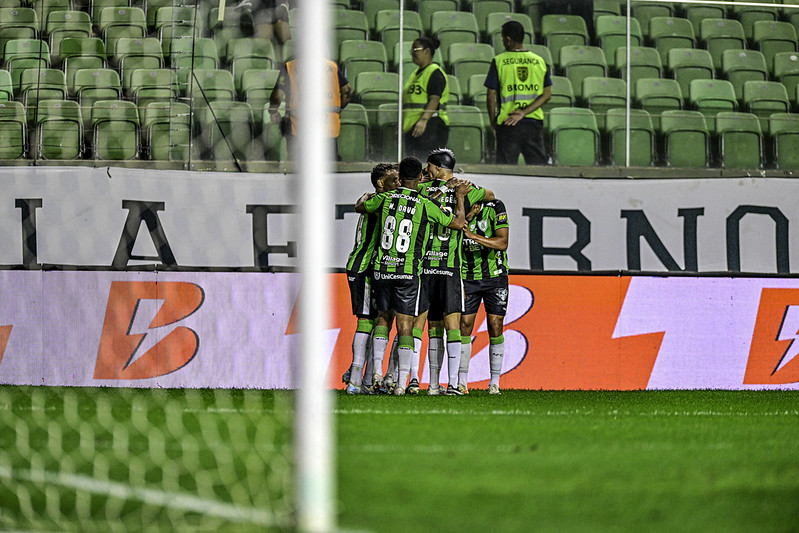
[{"xmin": 336, "ymin": 390, "xmax": 799, "ymax": 533}]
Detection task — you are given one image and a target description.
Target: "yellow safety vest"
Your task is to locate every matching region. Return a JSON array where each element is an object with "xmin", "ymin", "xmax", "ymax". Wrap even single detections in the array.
[
  {"xmin": 286, "ymin": 59, "xmax": 342, "ymax": 138},
  {"xmin": 495, "ymin": 50, "xmax": 547, "ymax": 123},
  {"xmin": 402, "ymin": 63, "xmax": 449, "ymax": 133}
]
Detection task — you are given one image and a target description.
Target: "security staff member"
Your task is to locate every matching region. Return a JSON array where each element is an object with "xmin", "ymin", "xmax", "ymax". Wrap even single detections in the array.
[
  {"xmin": 403, "ymin": 37, "xmax": 449, "ymax": 160},
  {"xmin": 484, "ymin": 21, "xmax": 551, "ymax": 165}
]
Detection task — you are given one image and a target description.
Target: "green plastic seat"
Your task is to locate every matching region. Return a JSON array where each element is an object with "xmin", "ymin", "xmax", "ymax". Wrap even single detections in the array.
[
  {"xmin": 768, "ymin": 112, "xmax": 799, "ymax": 169},
  {"xmin": 113, "ymin": 37, "xmax": 164, "ymax": 88},
  {"xmin": 604, "ymin": 108, "xmax": 655, "ymax": 167},
  {"xmin": 4, "ymin": 38, "xmax": 50, "ymax": 90},
  {"xmin": 354, "ymin": 71, "xmax": 399, "ymax": 129},
  {"xmin": 430, "ymin": 11, "xmax": 479, "ymax": 63},
  {"xmin": 773, "ymin": 52, "xmax": 799, "ymax": 103},
  {"xmin": 594, "ymin": 15, "xmax": 642, "ymax": 67},
  {"xmin": 338, "ymin": 102, "xmax": 370, "ymax": 162},
  {"xmin": 700, "ymin": 18, "xmax": 745, "ymax": 70},
  {"xmin": 59, "ymin": 37, "xmax": 106, "ymax": 88},
  {"xmin": 659, "ymin": 110, "xmax": 710, "ymax": 168},
  {"xmin": 376, "ymin": 102, "xmax": 399, "ymax": 160},
  {"xmin": 635, "ymin": 78, "xmax": 683, "ymax": 129},
  {"xmin": 541, "ymin": 14, "xmax": 588, "ymax": 68},
  {"xmin": 19, "ymin": 68, "xmax": 66, "ymax": 119},
  {"xmin": 722, "ymin": 49, "xmax": 768, "ymax": 101},
  {"xmin": 446, "ymin": 104, "xmax": 485, "ymax": 164},
  {"xmin": 582, "ymin": 76, "xmax": 626, "ymax": 130},
  {"xmin": 35, "ymin": 99, "xmax": 83, "ymax": 160},
  {"xmin": 239, "ymin": 68, "xmax": 279, "ymax": 127},
  {"xmin": 689, "ymin": 79, "xmax": 737, "ymax": 132},
  {"xmin": 541, "ymin": 75, "xmax": 574, "ymax": 117},
  {"xmin": 72, "ymin": 68, "xmax": 121, "ymax": 124},
  {"xmin": 142, "ymin": 101, "xmax": 191, "ymax": 161},
  {"xmin": 547, "ymin": 107, "xmax": 600, "ymax": 166},
  {"xmin": 333, "ymin": 9, "xmax": 369, "ymax": 53},
  {"xmin": 97, "ymin": 6, "xmax": 147, "ymax": 52},
  {"xmin": 418, "ymin": 0, "xmax": 459, "ymax": 34},
  {"xmin": 91, "ymin": 99, "xmax": 140, "ymax": 160},
  {"xmin": 45, "ymin": 10, "xmax": 92, "ymax": 59},
  {"xmin": 339, "ymin": 39, "xmax": 387, "ymax": 83},
  {"xmin": 0, "ymin": 8, "xmax": 38, "ymax": 53},
  {"xmin": 615, "ymin": 47, "xmax": 662, "ymax": 98},
  {"xmin": 667, "ymin": 48, "xmax": 714, "ymax": 100},
  {"xmin": 447, "ymin": 42, "xmax": 494, "ymax": 94},
  {"xmin": 90, "ymin": 0, "xmax": 127, "ymax": 23},
  {"xmin": 0, "ymin": 68, "xmax": 12, "ymax": 101},
  {"xmin": 752, "ymin": 20, "xmax": 798, "ymax": 72},
  {"xmin": 649, "ymin": 17, "xmax": 696, "ymax": 60},
  {"xmin": 466, "ymin": 73, "xmax": 488, "ymax": 114},
  {"xmin": 559, "ymin": 45, "xmax": 607, "ymax": 99},
  {"xmin": 187, "ymin": 68, "xmax": 235, "ymax": 103},
  {"xmin": 194, "ymin": 100, "xmax": 254, "ymax": 162},
  {"xmin": 732, "ymin": 0, "xmax": 777, "ymax": 40},
  {"xmin": 743, "ymin": 80, "xmax": 790, "ymax": 132},
  {"xmin": 715, "ymin": 111, "xmax": 763, "ymax": 169},
  {"xmin": 469, "ymin": 0, "xmax": 513, "ymax": 39},
  {"xmin": 683, "ymin": 4, "xmax": 725, "ymax": 36},
  {"xmin": 363, "ymin": 0, "xmax": 402, "ymax": 32},
  {"xmin": 630, "ymin": 1, "xmax": 674, "ymax": 39},
  {"xmin": 0, "ymin": 100, "xmax": 25, "ymax": 158},
  {"xmin": 227, "ymin": 38, "xmax": 276, "ymax": 90},
  {"xmin": 375, "ymin": 9, "xmax": 422, "ymax": 64},
  {"xmin": 128, "ymin": 68, "xmax": 177, "ymax": 121}
]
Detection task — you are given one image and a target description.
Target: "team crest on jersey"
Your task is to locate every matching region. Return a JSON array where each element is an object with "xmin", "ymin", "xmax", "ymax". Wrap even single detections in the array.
[
  {"xmin": 478, "ymin": 219, "xmax": 489, "ymax": 232},
  {"xmin": 517, "ymin": 66, "xmax": 529, "ymax": 82}
]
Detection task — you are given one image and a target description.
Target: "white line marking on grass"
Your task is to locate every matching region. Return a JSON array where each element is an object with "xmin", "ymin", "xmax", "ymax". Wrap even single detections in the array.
[
  {"xmin": 0, "ymin": 465, "xmax": 284, "ymax": 528},
  {"xmin": 334, "ymin": 407, "xmax": 799, "ymax": 417}
]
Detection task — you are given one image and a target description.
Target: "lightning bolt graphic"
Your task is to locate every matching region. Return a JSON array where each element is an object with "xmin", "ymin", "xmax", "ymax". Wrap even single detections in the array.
[
  {"xmin": 126, "ymin": 298, "xmax": 176, "ymax": 369},
  {"xmin": 774, "ymin": 305, "xmax": 799, "ymax": 375}
]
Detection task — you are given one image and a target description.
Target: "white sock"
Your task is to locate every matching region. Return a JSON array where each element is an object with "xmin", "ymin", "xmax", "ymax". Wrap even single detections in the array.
[
  {"xmin": 411, "ymin": 336, "xmax": 422, "ymax": 381},
  {"xmin": 428, "ymin": 336, "xmax": 444, "ymax": 388},
  {"xmin": 372, "ymin": 334, "xmax": 388, "ymax": 380},
  {"xmin": 397, "ymin": 345, "xmax": 412, "ymax": 389},
  {"xmin": 386, "ymin": 336, "xmax": 398, "ymax": 381},
  {"xmin": 459, "ymin": 340, "xmax": 472, "ymax": 387},
  {"xmin": 447, "ymin": 338, "xmax": 460, "ymax": 387},
  {"xmin": 350, "ymin": 331, "xmax": 370, "ymax": 386},
  {"xmin": 489, "ymin": 340, "xmax": 504, "ymax": 387},
  {"xmin": 363, "ymin": 335, "xmax": 374, "ymax": 386}
]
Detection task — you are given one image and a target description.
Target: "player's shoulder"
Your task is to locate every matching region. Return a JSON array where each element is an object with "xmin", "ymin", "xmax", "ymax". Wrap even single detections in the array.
[{"xmin": 484, "ymin": 199, "xmax": 505, "ymax": 210}]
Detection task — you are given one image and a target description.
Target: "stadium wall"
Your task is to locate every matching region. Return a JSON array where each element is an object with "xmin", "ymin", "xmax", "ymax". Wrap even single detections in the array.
[{"xmin": 1, "ymin": 167, "xmax": 798, "ymax": 390}]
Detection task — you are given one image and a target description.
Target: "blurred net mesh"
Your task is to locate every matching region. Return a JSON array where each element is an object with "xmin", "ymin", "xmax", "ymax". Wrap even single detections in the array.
[{"xmin": 0, "ymin": 386, "xmax": 294, "ymax": 532}]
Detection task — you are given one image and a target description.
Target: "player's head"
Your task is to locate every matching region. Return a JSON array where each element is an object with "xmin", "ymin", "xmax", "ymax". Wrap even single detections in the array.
[
  {"xmin": 426, "ymin": 147, "xmax": 456, "ymax": 178},
  {"xmin": 467, "ymin": 201, "xmax": 482, "ymax": 221},
  {"xmin": 399, "ymin": 156, "xmax": 424, "ymax": 184},
  {"xmin": 370, "ymin": 162, "xmax": 399, "ymax": 192},
  {"xmin": 501, "ymin": 21, "xmax": 525, "ymax": 47}
]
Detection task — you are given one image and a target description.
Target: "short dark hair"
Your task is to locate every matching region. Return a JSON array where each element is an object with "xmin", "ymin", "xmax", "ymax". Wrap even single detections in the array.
[
  {"xmin": 415, "ymin": 36, "xmax": 440, "ymax": 52},
  {"xmin": 427, "ymin": 147, "xmax": 456, "ymax": 170},
  {"xmin": 370, "ymin": 162, "xmax": 396, "ymax": 189},
  {"xmin": 501, "ymin": 20, "xmax": 525, "ymax": 43},
  {"xmin": 399, "ymin": 156, "xmax": 423, "ymax": 182}
]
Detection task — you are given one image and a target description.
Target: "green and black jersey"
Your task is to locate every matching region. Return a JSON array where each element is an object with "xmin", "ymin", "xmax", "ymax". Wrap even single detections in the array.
[
  {"xmin": 461, "ymin": 200, "xmax": 509, "ymax": 280},
  {"xmin": 363, "ymin": 186, "xmax": 454, "ymax": 276},
  {"xmin": 418, "ymin": 179, "xmax": 486, "ymax": 270},
  {"xmin": 345, "ymin": 212, "xmax": 380, "ymax": 275}
]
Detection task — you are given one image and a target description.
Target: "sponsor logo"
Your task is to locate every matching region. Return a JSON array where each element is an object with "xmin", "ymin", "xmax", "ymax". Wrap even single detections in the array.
[
  {"xmin": 374, "ymin": 272, "xmax": 413, "ymax": 281},
  {"xmin": 745, "ymin": 289, "xmax": 799, "ymax": 384},
  {"xmin": 478, "ymin": 219, "xmax": 489, "ymax": 232},
  {"xmin": 497, "ymin": 288, "xmax": 509, "ymax": 303},
  {"xmin": 94, "ymin": 281, "xmax": 205, "ymax": 380},
  {"xmin": 422, "ymin": 268, "xmax": 455, "ymax": 277},
  {"xmin": 497, "ymin": 212, "xmax": 508, "ymax": 224},
  {"xmin": 517, "ymin": 66, "xmax": 529, "ymax": 82}
]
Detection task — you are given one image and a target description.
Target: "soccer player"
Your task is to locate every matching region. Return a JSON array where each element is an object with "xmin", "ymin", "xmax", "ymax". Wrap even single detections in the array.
[
  {"xmin": 344, "ymin": 163, "xmax": 400, "ymax": 395},
  {"xmin": 357, "ymin": 156, "xmax": 469, "ymax": 396},
  {"xmin": 459, "ymin": 198, "xmax": 510, "ymax": 395},
  {"xmin": 416, "ymin": 148, "xmax": 494, "ymax": 395}
]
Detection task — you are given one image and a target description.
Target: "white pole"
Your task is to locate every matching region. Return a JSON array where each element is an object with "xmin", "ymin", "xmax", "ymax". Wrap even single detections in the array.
[
  {"xmin": 625, "ymin": 0, "xmax": 631, "ymax": 168},
  {"xmin": 398, "ymin": 4, "xmax": 404, "ymax": 161},
  {"xmin": 295, "ymin": 0, "xmax": 334, "ymax": 531}
]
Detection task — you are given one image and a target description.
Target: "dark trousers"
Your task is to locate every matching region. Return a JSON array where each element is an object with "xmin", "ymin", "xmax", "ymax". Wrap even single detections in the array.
[
  {"xmin": 403, "ymin": 116, "xmax": 449, "ymax": 161},
  {"xmin": 495, "ymin": 119, "xmax": 548, "ymax": 165}
]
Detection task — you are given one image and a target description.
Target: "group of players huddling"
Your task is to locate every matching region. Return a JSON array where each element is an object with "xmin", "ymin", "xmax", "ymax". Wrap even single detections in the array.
[{"xmin": 345, "ymin": 148, "xmax": 510, "ymax": 396}]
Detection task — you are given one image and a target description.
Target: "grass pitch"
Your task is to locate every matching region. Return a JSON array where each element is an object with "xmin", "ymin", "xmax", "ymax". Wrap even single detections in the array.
[{"xmin": 336, "ymin": 390, "xmax": 799, "ymax": 533}]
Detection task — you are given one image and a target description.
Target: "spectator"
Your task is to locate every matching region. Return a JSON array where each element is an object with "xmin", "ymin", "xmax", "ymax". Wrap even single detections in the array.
[
  {"xmin": 484, "ymin": 21, "xmax": 552, "ymax": 165},
  {"xmin": 233, "ymin": 0, "xmax": 292, "ymax": 44},
  {"xmin": 402, "ymin": 37, "xmax": 449, "ymax": 160},
  {"xmin": 268, "ymin": 58, "xmax": 352, "ymax": 159}
]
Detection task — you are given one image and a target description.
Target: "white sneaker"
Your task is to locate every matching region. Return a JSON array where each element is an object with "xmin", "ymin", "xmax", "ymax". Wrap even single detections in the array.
[
  {"xmin": 488, "ymin": 384, "xmax": 501, "ymax": 395},
  {"xmin": 393, "ymin": 385, "xmax": 405, "ymax": 396},
  {"xmin": 457, "ymin": 383, "xmax": 469, "ymax": 395},
  {"xmin": 427, "ymin": 385, "xmax": 443, "ymax": 396},
  {"xmin": 345, "ymin": 382, "xmax": 360, "ymax": 395}
]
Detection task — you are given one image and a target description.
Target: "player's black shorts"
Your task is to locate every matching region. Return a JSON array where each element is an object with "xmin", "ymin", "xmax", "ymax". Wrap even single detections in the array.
[
  {"xmin": 347, "ymin": 270, "xmax": 377, "ymax": 319},
  {"xmin": 373, "ymin": 272, "xmax": 424, "ymax": 317},
  {"xmin": 463, "ymin": 276, "xmax": 509, "ymax": 316},
  {"xmin": 421, "ymin": 268, "xmax": 464, "ymax": 320}
]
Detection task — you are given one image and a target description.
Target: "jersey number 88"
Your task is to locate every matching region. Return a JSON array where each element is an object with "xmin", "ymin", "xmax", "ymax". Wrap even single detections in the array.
[{"xmin": 381, "ymin": 215, "xmax": 413, "ymax": 253}]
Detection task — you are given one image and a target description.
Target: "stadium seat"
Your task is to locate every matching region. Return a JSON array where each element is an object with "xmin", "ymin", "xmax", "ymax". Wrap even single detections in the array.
[
  {"xmin": 113, "ymin": 37, "xmax": 164, "ymax": 87},
  {"xmin": 635, "ymin": 78, "xmax": 683, "ymax": 129},
  {"xmin": 0, "ymin": 69, "xmax": 12, "ymax": 101},
  {"xmin": 542, "ymin": 75, "xmax": 575, "ymax": 116},
  {"xmin": 59, "ymin": 37, "xmax": 106, "ymax": 88},
  {"xmin": 261, "ymin": 100, "xmax": 286, "ymax": 161},
  {"xmin": 430, "ymin": 11, "xmax": 479, "ymax": 62},
  {"xmin": 0, "ymin": 8, "xmax": 38, "ymax": 53},
  {"xmin": 581, "ymin": 76, "xmax": 626, "ymax": 130},
  {"xmin": 240, "ymin": 68, "xmax": 279, "ymax": 127},
  {"xmin": 90, "ymin": 0, "xmax": 127, "ymax": 24},
  {"xmin": 127, "ymin": 68, "xmax": 177, "ymax": 121},
  {"xmin": 32, "ymin": 0, "xmax": 70, "ymax": 29},
  {"xmin": 376, "ymin": 102, "xmax": 399, "ymax": 160},
  {"xmin": 743, "ymin": 80, "xmax": 790, "ymax": 132},
  {"xmin": 649, "ymin": 17, "xmax": 696, "ymax": 60},
  {"xmin": 541, "ymin": 14, "xmax": 589, "ymax": 68},
  {"xmin": 559, "ymin": 45, "xmax": 607, "ymax": 99},
  {"xmin": 594, "ymin": 15, "xmax": 642, "ymax": 67},
  {"xmin": 547, "ymin": 107, "xmax": 600, "ymax": 166},
  {"xmin": 615, "ymin": 47, "xmax": 662, "ymax": 98},
  {"xmin": 4, "ymin": 38, "xmax": 50, "ymax": 90},
  {"xmin": 363, "ymin": 0, "xmax": 402, "ymax": 31},
  {"xmin": 773, "ymin": 52, "xmax": 799, "ymax": 103},
  {"xmin": 722, "ymin": 49, "xmax": 768, "ymax": 101},
  {"xmin": 715, "ymin": 111, "xmax": 763, "ymax": 168},
  {"xmin": 194, "ymin": 100, "xmax": 254, "ymax": 161},
  {"xmin": 700, "ymin": 18, "xmax": 746, "ymax": 70},
  {"xmin": 768, "ymin": 112, "xmax": 799, "ymax": 169},
  {"xmin": 667, "ymin": 48, "xmax": 714, "ymax": 101},
  {"xmin": 659, "ymin": 109, "xmax": 711, "ymax": 167},
  {"xmin": 338, "ymin": 102, "xmax": 370, "ymax": 162},
  {"xmin": 72, "ymin": 67, "xmax": 121, "ymax": 123},
  {"xmin": 34, "ymin": 99, "xmax": 83, "ymax": 159},
  {"xmin": 467, "ymin": 73, "xmax": 488, "ymax": 113},
  {"xmin": 446, "ymin": 104, "xmax": 485, "ymax": 164},
  {"xmin": 375, "ymin": 10, "xmax": 422, "ymax": 64},
  {"xmin": 170, "ymin": 37, "xmax": 219, "ymax": 93},
  {"xmin": 683, "ymin": 4, "xmax": 726, "ymax": 36},
  {"xmin": 142, "ymin": 101, "xmax": 191, "ymax": 161},
  {"xmin": 227, "ymin": 38, "xmax": 276, "ymax": 90},
  {"xmin": 187, "ymin": 68, "xmax": 235, "ymax": 103},
  {"xmin": 157, "ymin": 8, "xmax": 201, "ymax": 58},
  {"xmin": 45, "ymin": 10, "xmax": 92, "ymax": 60},
  {"xmin": 447, "ymin": 42, "xmax": 494, "ymax": 93},
  {"xmin": 630, "ymin": 1, "xmax": 674, "ymax": 39},
  {"xmin": 19, "ymin": 68, "xmax": 65, "ymax": 121},
  {"xmin": 353, "ymin": 71, "xmax": 399, "ymax": 128},
  {"xmin": 97, "ymin": 7, "xmax": 147, "ymax": 52},
  {"xmin": 207, "ymin": 7, "xmax": 251, "ymax": 59},
  {"xmin": 0, "ymin": 101, "xmax": 25, "ymax": 158},
  {"xmin": 333, "ymin": 9, "xmax": 368, "ymax": 51},
  {"xmin": 592, "ymin": 0, "xmax": 622, "ymax": 26},
  {"xmin": 689, "ymin": 79, "xmax": 738, "ymax": 132},
  {"xmin": 486, "ymin": 13, "xmax": 534, "ymax": 54},
  {"xmin": 752, "ymin": 21, "xmax": 797, "ymax": 72},
  {"xmin": 518, "ymin": 0, "xmax": 545, "ymax": 36},
  {"xmin": 731, "ymin": 0, "xmax": 777, "ymax": 40},
  {"xmin": 529, "ymin": 44, "xmax": 553, "ymax": 70},
  {"xmin": 418, "ymin": 0, "xmax": 459, "ymax": 34},
  {"xmin": 604, "ymin": 108, "xmax": 656, "ymax": 166},
  {"xmin": 447, "ymin": 74, "xmax": 462, "ymax": 104},
  {"xmin": 468, "ymin": 0, "xmax": 512, "ymax": 38},
  {"xmin": 339, "ymin": 40, "xmax": 387, "ymax": 83},
  {"xmin": 90, "ymin": 99, "xmax": 140, "ymax": 160}
]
